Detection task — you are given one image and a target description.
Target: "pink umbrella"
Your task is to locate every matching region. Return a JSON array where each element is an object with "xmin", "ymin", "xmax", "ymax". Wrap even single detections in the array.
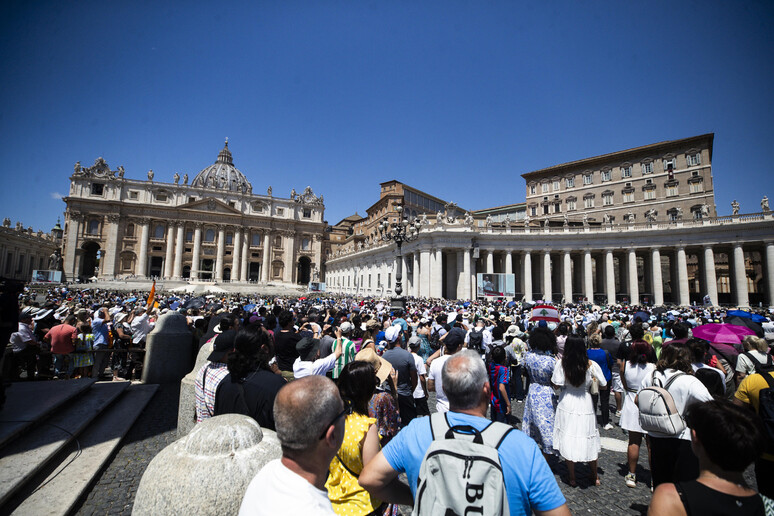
[{"xmin": 692, "ymin": 323, "xmax": 756, "ymax": 345}]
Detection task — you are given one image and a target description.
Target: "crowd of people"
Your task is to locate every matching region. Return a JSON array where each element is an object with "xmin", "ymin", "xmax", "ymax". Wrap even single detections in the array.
[{"xmin": 3, "ymin": 280, "xmax": 774, "ymax": 515}]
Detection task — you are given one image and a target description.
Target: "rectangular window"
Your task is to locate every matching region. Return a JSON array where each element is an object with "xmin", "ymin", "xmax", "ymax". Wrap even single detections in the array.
[
  {"xmin": 185, "ymin": 230, "xmax": 193, "ymax": 242},
  {"xmin": 689, "ymin": 182, "xmax": 703, "ymax": 193},
  {"xmin": 666, "ymin": 185, "xmax": 679, "ymax": 197},
  {"xmin": 621, "ymin": 166, "xmax": 632, "ymax": 178},
  {"xmin": 252, "ymin": 233, "xmax": 261, "ymax": 246},
  {"xmin": 584, "ymin": 197, "xmax": 594, "ymax": 209},
  {"xmin": 554, "ymin": 203, "xmax": 561, "ymax": 213},
  {"xmin": 188, "ymin": 197, "xmax": 196, "ymax": 203},
  {"xmin": 388, "ymin": 273, "xmax": 391, "ymax": 288},
  {"xmin": 543, "ymin": 205, "xmax": 549, "ymax": 215},
  {"xmin": 602, "ymin": 193, "xmax": 614, "ymax": 206},
  {"xmin": 156, "ymin": 192, "xmax": 168, "ymax": 202},
  {"xmin": 530, "ymin": 206, "xmax": 537, "ymax": 216},
  {"xmin": 687, "ymin": 153, "xmax": 701, "ymax": 166},
  {"xmin": 583, "ymin": 173, "xmax": 593, "ymax": 185},
  {"xmin": 601, "ymin": 170, "xmax": 611, "ymax": 182},
  {"xmin": 644, "ymin": 189, "xmax": 656, "ymax": 200},
  {"xmin": 91, "ymin": 183, "xmax": 104, "ymax": 195},
  {"xmin": 567, "ymin": 200, "xmax": 576, "ymax": 211},
  {"xmin": 529, "ymin": 185, "xmax": 537, "ymax": 195},
  {"xmin": 226, "ymin": 233, "xmax": 233, "ymax": 245},
  {"xmin": 129, "ymin": 191, "xmax": 139, "ymax": 200},
  {"xmin": 541, "ymin": 183, "xmax": 549, "ymax": 193},
  {"xmin": 276, "ymin": 208, "xmax": 284, "ymax": 216},
  {"xmin": 553, "ymin": 180, "xmax": 560, "ymax": 191},
  {"xmin": 623, "ymin": 192, "xmax": 634, "ymax": 203},
  {"xmin": 565, "ymin": 177, "xmax": 574, "ymax": 188},
  {"xmin": 642, "ymin": 162, "xmax": 653, "ymax": 174},
  {"xmin": 663, "ymin": 158, "xmax": 676, "ymax": 170},
  {"xmin": 303, "ymin": 208, "xmax": 312, "ymax": 218}
]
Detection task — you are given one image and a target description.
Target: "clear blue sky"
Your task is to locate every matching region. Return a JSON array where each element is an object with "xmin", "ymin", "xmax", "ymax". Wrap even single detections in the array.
[{"xmin": 1, "ymin": 1, "xmax": 772, "ymax": 231}]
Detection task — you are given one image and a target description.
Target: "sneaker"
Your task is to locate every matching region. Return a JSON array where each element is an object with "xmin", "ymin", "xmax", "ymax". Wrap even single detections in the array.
[
  {"xmin": 615, "ymin": 410, "xmax": 622, "ymax": 418},
  {"xmin": 603, "ymin": 423, "xmax": 615, "ymax": 430},
  {"xmin": 625, "ymin": 473, "xmax": 636, "ymax": 488}
]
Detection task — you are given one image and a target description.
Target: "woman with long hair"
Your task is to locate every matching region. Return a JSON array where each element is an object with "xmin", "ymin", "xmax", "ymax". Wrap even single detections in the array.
[
  {"xmin": 619, "ymin": 340, "xmax": 657, "ymax": 488},
  {"xmin": 522, "ymin": 327, "xmax": 559, "ymax": 457},
  {"xmin": 551, "ymin": 336, "xmax": 607, "ymax": 487},
  {"xmin": 326, "ymin": 361, "xmax": 386, "ymax": 516}
]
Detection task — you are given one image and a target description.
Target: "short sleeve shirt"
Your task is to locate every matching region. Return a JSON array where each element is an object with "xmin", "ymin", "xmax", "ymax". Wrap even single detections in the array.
[
  {"xmin": 428, "ymin": 355, "xmax": 451, "ymax": 412},
  {"xmin": 382, "ymin": 347, "xmax": 417, "ymax": 397},
  {"xmin": 735, "ymin": 371, "xmax": 774, "ymax": 461}
]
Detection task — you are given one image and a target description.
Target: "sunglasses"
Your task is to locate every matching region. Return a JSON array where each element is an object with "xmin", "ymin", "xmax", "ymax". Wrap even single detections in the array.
[{"xmin": 319, "ymin": 401, "xmax": 352, "ymax": 439}]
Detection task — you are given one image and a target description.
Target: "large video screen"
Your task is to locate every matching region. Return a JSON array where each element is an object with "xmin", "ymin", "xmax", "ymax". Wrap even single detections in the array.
[
  {"xmin": 32, "ymin": 270, "xmax": 63, "ymax": 283},
  {"xmin": 476, "ymin": 273, "xmax": 515, "ymax": 298}
]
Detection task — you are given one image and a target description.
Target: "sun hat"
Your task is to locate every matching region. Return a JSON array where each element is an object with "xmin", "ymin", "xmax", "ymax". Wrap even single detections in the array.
[{"xmin": 354, "ymin": 347, "xmax": 393, "ymax": 384}]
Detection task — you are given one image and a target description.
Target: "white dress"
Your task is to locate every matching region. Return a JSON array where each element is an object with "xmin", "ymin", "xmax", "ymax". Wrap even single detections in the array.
[
  {"xmin": 551, "ymin": 360, "xmax": 607, "ymax": 462},
  {"xmin": 619, "ymin": 362, "xmax": 656, "ymax": 433}
]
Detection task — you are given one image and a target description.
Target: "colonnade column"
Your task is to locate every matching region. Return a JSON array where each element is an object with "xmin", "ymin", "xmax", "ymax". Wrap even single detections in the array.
[
  {"xmin": 463, "ymin": 248, "xmax": 471, "ymax": 300},
  {"xmin": 431, "ymin": 248, "xmax": 443, "ymax": 298},
  {"xmin": 190, "ymin": 224, "xmax": 202, "ymax": 280},
  {"xmin": 605, "ymin": 250, "xmax": 615, "ymax": 305},
  {"xmin": 64, "ymin": 212, "xmax": 82, "ymax": 279},
  {"xmin": 563, "ymin": 251, "xmax": 572, "ymax": 303},
  {"xmin": 733, "ymin": 244, "xmax": 750, "ymax": 308},
  {"xmin": 240, "ymin": 231, "xmax": 249, "ymax": 282},
  {"xmin": 261, "ymin": 232, "xmax": 271, "ymax": 283},
  {"xmin": 420, "ymin": 249, "xmax": 431, "ymax": 298},
  {"xmin": 173, "ymin": 222, "xmax": 184, "ymax": 279},
  {"xmin": 505, "ymin": 251, "xmax": 513, "ymax": 275},
  {"xmin": 163, "ymin": 223, "xmax": 175, "ymax": 279},
  {"xmin": 231, "ymin": 230, "xmax": 241, "ymax": 282},
  {"xmin": 583, "ymin": 250, "xmax": 593, "ymax": 302},
  {"xmin": 676, "ymin": 246, "xmax": 690, "ymax": 306},
  {"xmin": 523, "ymin": 251, "xmax": 533, "ymax": 302},
  {"xmin": 542, "ymin": 251, "xmax": 552, "ymax": 302},
  {"xmin": 413, "ymin": 253, "xmax": 419, "ymax": 297},
  {"xmin": 102, "ymin": 215, "xmax": 120, "ymax": 278},
  {"xmin": 651, "ymin": 248, "xmax": 664, "ymax": 306},
  {"xmin": 215, "ymin": 225, "xmax": 225, "ymax": 281},
  {"xmin": 136, "ymin": 218, "xmax": 150, "ymax": 278},
  {"xmin": 703, "ymin": 246, "xmax": 718, "ymax": 306},
  {"xmin": 486, "ymin": 250, "xmax": 494, "ymax": 274},
  {"xmin": 766, "ymin": 242, "xmax": 774, "ymax": 308},
  {"xmin": 628, "ymin": 249, "xmax": 639, "ymax": 306}
]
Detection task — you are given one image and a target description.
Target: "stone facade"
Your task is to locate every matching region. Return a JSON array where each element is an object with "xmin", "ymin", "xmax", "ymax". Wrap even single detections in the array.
[
  {"xmin": 522, "ymin": 134, "xmax": 716, "ymax": 226},
  {"xmin": 62, "ymin": 141, "xmax": 326, "ymax": 284},
  {"xmin": 0, "ymin": 218, "xmax": 61, "ymax": 281}
]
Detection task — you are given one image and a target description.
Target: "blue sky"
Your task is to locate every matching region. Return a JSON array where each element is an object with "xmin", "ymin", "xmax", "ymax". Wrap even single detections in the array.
[{"xmin": 1, "ymin": 1, "xmax": 772, "ymax": 231}]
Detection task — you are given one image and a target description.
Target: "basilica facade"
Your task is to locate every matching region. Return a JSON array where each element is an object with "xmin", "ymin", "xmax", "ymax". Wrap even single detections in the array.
[{"xmin": 62, "ymin": 141, "xmax": 327, "ymax": 284}]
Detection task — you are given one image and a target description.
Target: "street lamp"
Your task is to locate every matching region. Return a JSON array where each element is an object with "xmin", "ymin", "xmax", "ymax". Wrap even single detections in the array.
[{"xmin": 378, "ymin": 205, "xmax": 421, "ymax": 311}]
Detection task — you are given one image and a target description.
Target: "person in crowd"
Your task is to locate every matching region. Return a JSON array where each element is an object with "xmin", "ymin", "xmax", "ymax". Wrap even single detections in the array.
[
  {"xmin": 332, "ymin": 321, "xmax": 357, "ymax": 380},
  {"xmin": 648, "ymin": 400, "xmax": 770, "ymax": 515},
  {"xmin": 522, "ymin": 327, "xmax": 559, "ymax": 457},
  {"xmin": 639, "ymin": 343, "xmax": 713, "ymax": 488},
  {"xmin": 601, "ymin": 324, "xmax": 624, "ymax": 418},
  {"xmin": 688, "ymin": 338, "xmax": 726, "ymax": 397},
  {"xmin": 194, "ymin": 329, "xmax": 236, "ymax": 423},
  {"xmin": 381, "ymin": 324, "xmax": 417, "ymax": 427},
  {"xmin": 736, "ymin": 335, "xmax": 772, "ymax": 385},
  {"xmin": 427, "ymin": 326, "xmax": 465, "ymax": 413},
  {"xmin": 214, "ymin": 326, "xmax": 286, "ymax": 430},
  {"xmin": 111, "ymin": 312, "xmax": 133, "ymax": 380},
  {"xmin": 554, "ymin": 322, "xmax": 570, "ymax": 359},
  {"xmin": 44, "ymin": 314, "xmax": 77, "ymax": 379},
  {"xmin": 239, "ymin": 376, "xmax": 345, "ymax": 516},
  {"xmin": 274, "ymin": 310, "xmax": 303, "ymax": 382},
  {"xmin": 551, "ymin": 336, "xmax": 607, "ymax": 487},
  {"xmin": 292, "ymin": 328, "xmax": 343, "ymax": 379},
  {"xmin": 407, "ymin": 336, "xmax": 429, "ymax": 417},
  {"xmin": 325, "ymin": 361, "xmax": 386, "ymax": 515},
  {"xmin": 72, "ymin": 321, "xmax": 94, "ymax": 378},
  {"xmin": 734, "ymin": 356, "xmax": 774, "ymax": 498},
  {"xmin": 91, "ymin": 307, "xmax": 111, "ymax": 379},
  {"xmin": 355, "ymin": 347, "xmax": 400, "ymax": 446},
  {"xmin": 9, "ymin": 307, "xmax": 39, "ymax": 381},
  {"xmin": 587, "ymin": 333, "xmax": 614, "ymax": 430},
  {"xmin": 504, "ymin": 325, "xmax": 527, "ymax": 403},
  {"xmin": 359, "ymin": 349, "xmax": 571, "ymax": 516},
  {"xmin": 128, "ymin": 304, "xmax": 155, "ymax": 380},
  {"xmin": 619, "ymin": 340, "xmax": 657, "ymax": 488},
  {"xmin": 488, "ymin": 345, "xmax": 512, "ymax": 423}
]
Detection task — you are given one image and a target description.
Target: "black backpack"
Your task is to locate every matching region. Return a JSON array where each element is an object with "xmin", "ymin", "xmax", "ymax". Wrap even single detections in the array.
[
  {"xmin": 754, "ymin": 372, "xmax": 774, "ymax": 454},
  {"xmin": 468, "ymin": 329, "xmax": 484, "ymax": 353},
  {"xmin": 743, "ymin": 351, "xmax": 774, "ymax": 374},
  {"xmin": 429, "ymin": 327, "xmax": 442, "ymax": 351}
]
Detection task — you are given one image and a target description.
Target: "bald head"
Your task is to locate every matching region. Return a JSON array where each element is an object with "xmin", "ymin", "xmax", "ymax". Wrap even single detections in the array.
[
  {"xmin": 442, "ymin": 349, "xmax": 488, "ymax": 411},
  {"xmin": 273, "ymin": 376, "xmax": 343, "ymax": 453}
]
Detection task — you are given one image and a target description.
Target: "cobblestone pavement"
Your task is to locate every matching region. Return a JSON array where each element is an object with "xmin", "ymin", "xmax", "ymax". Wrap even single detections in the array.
[{"xmin": 74, "ymin": 383, "xmax": 756, "ymax": 515}]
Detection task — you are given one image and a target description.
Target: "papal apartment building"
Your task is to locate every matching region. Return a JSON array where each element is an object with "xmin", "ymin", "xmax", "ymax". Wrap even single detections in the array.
[{"xmin": 523, "ymin": 134, "xmax": 716, "ymax": 225}]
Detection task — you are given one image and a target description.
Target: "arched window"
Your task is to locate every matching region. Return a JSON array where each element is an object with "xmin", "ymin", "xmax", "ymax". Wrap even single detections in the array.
[
  {"xmin": 205, "ymin": 229, "xmax": 215, "ymax": 242},
  {"xmin": 154, "ymin": 224, "xmax": 165, "ymax": 239}
]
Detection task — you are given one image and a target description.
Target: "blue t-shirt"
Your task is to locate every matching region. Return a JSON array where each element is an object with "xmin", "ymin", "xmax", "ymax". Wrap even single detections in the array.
[
  {"xmin": 587, "ymin": 348, "xmax": 612, "ymax": 382},
  {"xmin": 92, "ymin": 317, "xmax": 110, "ymax": 347},
  {"xmin": 382, "ymin": 412, "xmax": 566, "ymax": 515}
]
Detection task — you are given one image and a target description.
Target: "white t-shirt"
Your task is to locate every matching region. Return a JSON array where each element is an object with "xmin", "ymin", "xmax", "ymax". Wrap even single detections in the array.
[
  {"xmin": 640, "ymin": 369, "xmax": 713, "ymax": 440},
  {"xmin": 428, "ymin": 355, "xmax": 452, "ymax": 413},
  {"xmin": 736, "ymin": 350, "xmax": 770, "ymax": 375},
  {"xmin": 239, "ymin": 459, "xmax": 336, "ymax": 516},
  {"xmin": 412, "ymin": 353, "xmax": 427, "ymax": 399},
  {"xmin": 292, "ymin": 353, "xmax": 338, "ymax": 379}
]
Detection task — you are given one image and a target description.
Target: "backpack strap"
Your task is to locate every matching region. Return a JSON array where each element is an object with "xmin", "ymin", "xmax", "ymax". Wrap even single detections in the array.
[
  {"xmin": 758, "ymin": 371, "xmax": 774, "ymax": 391},
  {"xmin": 662, "ymin": 371, "xmax": 686, "ymax": 391},
  {"xmin": 479, "ymin": 421, "xmax": 513, "ymax": 450},
  {"xmin": 429, "ymin": 412, "xmax": 450, "ymax": 441}
]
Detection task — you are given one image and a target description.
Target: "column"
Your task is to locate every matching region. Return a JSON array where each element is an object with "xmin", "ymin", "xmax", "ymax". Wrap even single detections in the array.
[
  {"xmin": 542, "ymin": 251, "xmax": 552, "ymax": 302},
  {"xmin": 215, "ymin": 225, "xmax": 225, "ymax": 281},
  {"xmin": 102, "ymin": 215, "xmax": 120, "ymax": 278},
  {"xmin": 191, "ymin": 223, "xmax": 202, "ymax": 280},
  {"xmin": 420, "ymin": 249, "xmax": 431, "ymax": 297},
  {"xmin": 413, "ymin": 253, "xmax": 420, "ymax": 297},
  {"xmin": 136, "ymin": 219, "xmax": 150, "ymax": 278},
  {"xmin": 605, "ymin": 250, "xmax": 615, "ymax": 305},
  {"xmin": 628, "ymin": 249, "xmax": 639, "ymax": 306},
  {"xmin": 261, "ymin": 231, "xmax": 272, "ymax": 282},
  {"xmin": 563, "ymin": 251, "xmax": 572, "ymax": 303},
  {"xmin": 463, "ymin": 248, "xmax": 471, "ymax": 300},
  {"xmin": 173, "ymin": 222, "xmax": 184, "ymax": 279},
  {"xmin": 431, "ymin": 248, "xmax": 443, "ymax": 298},
  {"xmin": 523, "ymin": 251, "xmax": 533, "ymax": 302},
  {"xmin": 456, "ymin": 250, "xmax": 465, "ymax": 300},
  {"xmin": 766, "ymin": 242, "xmax": 774, "ymax": 308},
  {"xmin": 283, "ymin": 233, "xmax": 295, "ymax": 283},
  {"xmin": 64, "ymin": 213, "xmax": 82, "ymax": 279},
  {"xmin": 703, "ymin": 246, "xmax": 718, "ymax": 306},
  {"xmin": 486, "ymin": 250, "xmax": 494, "ymax": 274},
  {"xmin": 733, "ymin": 244, "xmax": 750, "ymax": 308},
  {"xmin": 240, "ymin": 230, "xmax": 249, "ymax": 282},
  {"xmin": 163, "ymin": 223, "xmax": 175, "ymax": 279},
  {"xmin": 651, "ymin": 248, "xmax": 664, "ymax": 306},
  {"xmin": 505, "ymin": 251, "xmax": 513, "ymax": 275},
  {"xmin": 583, "ymin": 250, "xmax": 594, "ymax": 302},
  {"xmin": 231, "ymin": 229, "xmax": 241, "ymax": 282},
  {"xmin": 676, "ymin": 246, "xmax": 690, "ymax": 306}
]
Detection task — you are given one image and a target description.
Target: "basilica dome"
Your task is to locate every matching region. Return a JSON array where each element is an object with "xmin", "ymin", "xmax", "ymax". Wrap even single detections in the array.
[{"xmin": 191, "ymin": 140, "xmax": 252, "ymax": 193}]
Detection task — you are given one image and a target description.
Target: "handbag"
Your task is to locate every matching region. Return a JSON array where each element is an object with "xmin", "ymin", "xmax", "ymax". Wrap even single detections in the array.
[{"xmin": 589, "ymin": 376, "xmax": 599, "ymax": 395}]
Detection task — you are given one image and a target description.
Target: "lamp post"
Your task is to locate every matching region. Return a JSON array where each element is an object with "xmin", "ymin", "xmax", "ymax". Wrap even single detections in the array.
[{"xmin": 378, "ymin": 205, "xmax": 421, "ymax": 311}]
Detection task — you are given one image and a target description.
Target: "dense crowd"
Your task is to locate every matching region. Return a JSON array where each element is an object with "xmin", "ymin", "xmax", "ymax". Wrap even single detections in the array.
[{"xmin": 3, "ymin": 281, "xmax": 774, "ymax": 515}]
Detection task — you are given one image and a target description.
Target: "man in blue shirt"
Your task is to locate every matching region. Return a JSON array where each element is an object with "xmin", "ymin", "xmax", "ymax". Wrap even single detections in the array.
[{"xmin": 359, "ymin": 349, "xmax": 569, "ymax": 516}]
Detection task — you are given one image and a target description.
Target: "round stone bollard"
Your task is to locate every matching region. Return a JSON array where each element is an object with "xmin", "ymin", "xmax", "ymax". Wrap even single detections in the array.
[
  {"xmin": 141, "ymin": 312, "xmax": 194, "ymax": 384},
  {"xmin": 133, "ymin": 414, "xmax": 282, "ymax": 516},
  {"xmin": 177, "ymin": 339, "xmax": 216, "ymax": 437}
]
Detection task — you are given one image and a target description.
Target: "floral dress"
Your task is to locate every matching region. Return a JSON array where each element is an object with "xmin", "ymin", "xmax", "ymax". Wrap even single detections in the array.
[
  {"xmin": 73, "ymin": 332, "xmax": 95, "ymax": 368},
  {"xmin": 522, "ymin": 351, "xmax": 558, "ymax": 454},
  {"xmin": 368, "ymin": 390, "xmax": 400, "ymax": 445}
]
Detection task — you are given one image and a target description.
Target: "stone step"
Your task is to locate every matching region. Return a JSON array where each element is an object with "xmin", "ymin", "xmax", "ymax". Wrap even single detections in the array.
[
  {"xmin": 0, "ymin": 380, "xmax": 129, "ymax": 508},
  {"xmin": 9, "ymin": 383, "xmax": 158, "ymax": 516},
  {"xmin": 0, "ymin": 378, "xmax": 96, "ymax": 448}
]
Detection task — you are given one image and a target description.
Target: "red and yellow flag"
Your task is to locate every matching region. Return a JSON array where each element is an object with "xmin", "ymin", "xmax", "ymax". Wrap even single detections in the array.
[{"xmin": 147, "ymin": 281, "xmax": 156, "ymax": 307}]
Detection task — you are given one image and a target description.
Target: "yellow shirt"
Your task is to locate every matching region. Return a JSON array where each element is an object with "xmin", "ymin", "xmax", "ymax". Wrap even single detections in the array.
[
  {"xmin": 735, "ymin": 371, "xmax": 774, "ymax": 461},
  {"xmin": 325, "ymin": 413, "xmax": 381, "ymax": 515}
]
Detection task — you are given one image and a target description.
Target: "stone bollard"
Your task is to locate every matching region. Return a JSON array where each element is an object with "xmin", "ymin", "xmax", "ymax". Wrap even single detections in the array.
[
  {"xmin": 141, "ymin": 312, "xmax": 194, "ymax": 384},
  {"xmin": 176, "ymin": 339, "xmax": 215, "ymax": 437},
  {"xmin": 133, "ymin": 414, "xmax": 282, "ymax": 516}
]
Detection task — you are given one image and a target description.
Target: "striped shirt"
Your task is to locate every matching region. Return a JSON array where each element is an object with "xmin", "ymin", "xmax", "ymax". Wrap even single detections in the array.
[
  {"xmin": 331, "ymin": 338, "xmax": 356, "ymax": 379},
  {"xmin": 194, "ymin": 361, "xmax": 230, "ymax": 423}
]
